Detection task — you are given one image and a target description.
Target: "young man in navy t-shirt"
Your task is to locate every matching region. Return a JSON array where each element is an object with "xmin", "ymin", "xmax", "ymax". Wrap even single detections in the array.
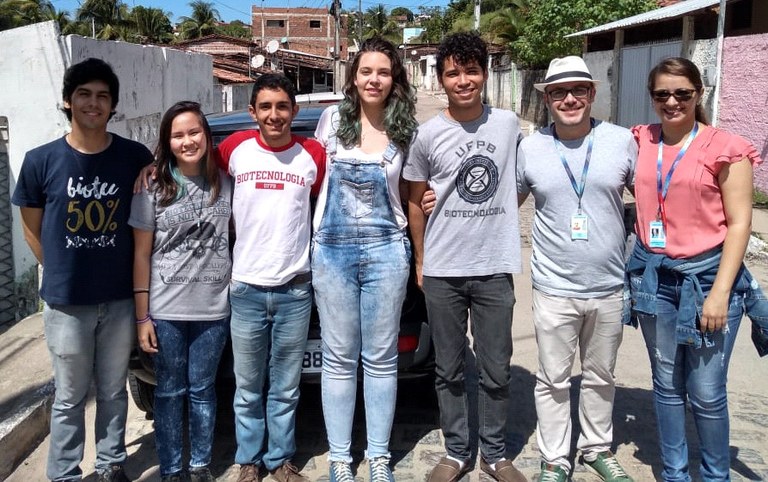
[{"xmin": 12, "ymin": 58, "xmax": 153, "ymax": 482}]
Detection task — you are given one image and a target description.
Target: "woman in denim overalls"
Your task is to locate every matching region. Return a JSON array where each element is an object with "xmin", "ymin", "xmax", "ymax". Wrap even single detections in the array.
[{"xmin": 312, "ymin": 38, "xmax": 418, "ymax": 482}]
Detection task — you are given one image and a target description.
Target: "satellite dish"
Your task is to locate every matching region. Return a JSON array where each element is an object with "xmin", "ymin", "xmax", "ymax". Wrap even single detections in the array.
[
  {"xmin": 251, "ymin": 55, "xmax": 265, "ymax": 68},
  {"xmin": 266, "ymin": 40, "xmax": 279, "ymax": 53}
]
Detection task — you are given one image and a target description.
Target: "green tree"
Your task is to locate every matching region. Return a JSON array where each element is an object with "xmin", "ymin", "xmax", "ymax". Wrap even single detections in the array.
[
  {"xmin": 0, "ymin": 0, "xmax": 73, "ymax": 31},
  {"xmin": 363, "ymin": 4, "xmax": 399, "ymax": 44},
  {"xmin": 215, "ymin": 19, "xmax": 251, "ymax": 39},
  {"xmin": 511, "ymin": 0, "xmax": 655, "ymax": 68},
  {"xmin": 178, "ymin": 0, "xmax": 220, "ymax": 40},
  {"xmin": 76, "ymin": 0, "xmax": 130, "ymax": 39},
  {"xmin": 129, "ymin": 5, "xmax": 172, "ymax": 44},
  {"xmin": 415, "ymin": 6, "xmax": 454, "ymax": 43},
  {"xmin": 390, "ymin": 7, "xmax": 414, "ymax": 22}
]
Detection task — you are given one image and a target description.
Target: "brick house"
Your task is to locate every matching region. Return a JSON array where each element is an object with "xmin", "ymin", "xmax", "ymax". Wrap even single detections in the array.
[{"xmin": 252, "ymin": 7, "xmax": 349, "ymax": 59}]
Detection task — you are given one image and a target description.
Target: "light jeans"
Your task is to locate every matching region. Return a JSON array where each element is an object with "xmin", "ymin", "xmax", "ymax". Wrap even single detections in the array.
[
  {"xmin": 229, "ymin": 279, "xmax": 312, "ymax": 471},
  {"xmin": 634, "ymin": 271, "xmax": 742, "ymax": 482},
  {"xmin": 43, "ymin": 298, "xmax": 134, "ymax": 482},
  {"xmin": 422, "ymin": 274, "xmax": 516, "ymax": 464},
  {"xmin": 152, "ymin": 318, "xmax": 228, "ymax": 476},
  {"xmin": 312, "ymin": 237, "xmax": 409, "ymax": 462},
  {"xmin": 532, "ymin": 289, "xmax": 624, "ymax": 470}
]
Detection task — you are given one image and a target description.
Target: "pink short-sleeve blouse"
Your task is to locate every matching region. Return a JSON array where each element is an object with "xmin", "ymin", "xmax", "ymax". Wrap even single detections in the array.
[{"xmin": 632, "ymin": 123, "xmax": 762, "ymax": 259}]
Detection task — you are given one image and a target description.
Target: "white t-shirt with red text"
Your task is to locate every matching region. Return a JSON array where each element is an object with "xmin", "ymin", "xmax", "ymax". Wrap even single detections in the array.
[{"xmin": 217, "ymin": 131, "xmax": 325, "ymax": 286}]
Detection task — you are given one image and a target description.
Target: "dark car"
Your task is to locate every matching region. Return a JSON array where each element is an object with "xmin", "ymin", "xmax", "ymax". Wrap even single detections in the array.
[{"xmin": 128, "ymin": 98, "xmax": 433, "ymax": 416}]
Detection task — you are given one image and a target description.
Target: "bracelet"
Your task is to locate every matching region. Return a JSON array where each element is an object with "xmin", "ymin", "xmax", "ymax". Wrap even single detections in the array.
[
  {"xmin": 133, "ymin": 288, "xmax": 150, "ymax": 294},
  {"xmin": 136, "ymin": 314, "xmax": 152, "ymax": 324}
]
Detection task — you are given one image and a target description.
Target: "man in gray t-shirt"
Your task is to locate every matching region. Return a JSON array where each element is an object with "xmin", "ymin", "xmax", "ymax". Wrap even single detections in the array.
[
  {"xmin": 404, "ymin": 32, "xmax": 525, "ymax": 482},
  {"xmin": 517, "ymin": 56, "xmax": 637, "ymax": 482}
]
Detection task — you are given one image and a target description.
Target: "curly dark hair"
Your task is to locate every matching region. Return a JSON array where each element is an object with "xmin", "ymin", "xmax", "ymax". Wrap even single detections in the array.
[
  {"xmin": 154, "ymin": 101, "xmax": 220, "ymax": 207},
  {"xmin": 436, "ymin": 32, "xmax": 488, "ymax": 79},
  {"xmin": 61, "ymin": 58, "xmax": 120, "ymax": 121},
  {"xmin": 336, "ymin": 37, "xmax": 417, "ymax": 153},
  {"xmin": 647, "ymin": 57, "xmax": 709, "ymax": 125}
]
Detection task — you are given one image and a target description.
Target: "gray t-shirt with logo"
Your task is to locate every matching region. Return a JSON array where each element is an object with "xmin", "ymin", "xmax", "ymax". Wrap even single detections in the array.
[
  {"xmin": 129, "ymin": 174, "xmax": 233, "ymax": 320},
  {"xmin": 517, "ymin": 120, "xmax": 637, "ymax": 297},
  {"xmin": 403, "ymin": 106, "xmax": 523, "ymax": 277}
]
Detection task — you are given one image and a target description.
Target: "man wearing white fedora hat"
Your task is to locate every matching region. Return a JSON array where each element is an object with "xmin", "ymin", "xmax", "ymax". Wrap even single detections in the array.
[{"xmin": 518, "ymin": 56, "xmax": 637, "ymax": 482}]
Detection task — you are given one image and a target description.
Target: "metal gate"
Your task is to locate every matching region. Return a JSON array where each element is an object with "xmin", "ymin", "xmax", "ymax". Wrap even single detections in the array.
[{"xmin": 617, "ymin": 41, "xmax": 682, "ymax": 128}]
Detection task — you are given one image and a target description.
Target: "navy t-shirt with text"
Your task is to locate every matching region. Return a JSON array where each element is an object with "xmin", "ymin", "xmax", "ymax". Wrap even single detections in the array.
[{"xmin": 12, "ymin": 134, "xmax": 153, "ymax": 305}]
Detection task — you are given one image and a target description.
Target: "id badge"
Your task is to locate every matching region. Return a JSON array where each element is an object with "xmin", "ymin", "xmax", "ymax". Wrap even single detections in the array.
[
  {"xmin": 649, "ymin": 220, "xmax": 666, "ymax": 248},
  {"xmin": 571, "ymin": 214, "xmax": 588, "ymax": 240}
]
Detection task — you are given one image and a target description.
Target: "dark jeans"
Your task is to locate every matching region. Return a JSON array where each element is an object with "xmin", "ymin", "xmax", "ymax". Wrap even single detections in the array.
[
  {"xmin": 422, "ymin": 274, "xmax": 516, "ymax": 463},
  {"xmin": 153, "ymin": 318, "xmax": 229, "ymax": 476}
]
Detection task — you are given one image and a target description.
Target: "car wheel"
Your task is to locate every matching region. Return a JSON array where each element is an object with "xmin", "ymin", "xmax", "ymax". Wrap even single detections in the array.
[{"xmin": 128, "ymin": 372, "xmax": 155, "ymax": 420}]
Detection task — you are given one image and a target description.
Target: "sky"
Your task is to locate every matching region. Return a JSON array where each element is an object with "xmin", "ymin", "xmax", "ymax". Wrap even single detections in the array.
[{"xmin": 51, "ymin": 0, "xmax": 452, "ymax": 24}]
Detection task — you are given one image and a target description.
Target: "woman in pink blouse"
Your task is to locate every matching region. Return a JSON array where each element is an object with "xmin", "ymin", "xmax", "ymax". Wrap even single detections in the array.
[{"xmin": 627, "ymin": 57, "xmax": 762, "ymax": 481}]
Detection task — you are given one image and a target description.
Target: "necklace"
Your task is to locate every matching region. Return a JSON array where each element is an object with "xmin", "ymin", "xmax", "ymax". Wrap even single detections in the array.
[{"xmin": 192, "ymin": 177, "xmax": 207, "ymax": 229}]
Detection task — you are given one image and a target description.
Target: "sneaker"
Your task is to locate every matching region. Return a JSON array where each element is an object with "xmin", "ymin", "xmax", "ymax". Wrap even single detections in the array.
[
  {"xmin": 237, "ymin": 464, "xmax": 260, "ymax": 482},
  {"xmin": 270, "ymin": 461, "xmax": 308, "ymax": 482},
  {"xmin": 480, "ymin": 458, "xmax": 526, "ymax": 482},
  {"xmin": 583, "ymin": 451, "xmax": 634, "ymax": 482},
  {"xmin": 329, "ymin": 461, "xmax": 354, "ymax": 482},
  {"xmin": 189, "ymin": 466, "xmax": 216, "ymax": 482},
  {"xmin": 369, "ymin": 456, "xmax": 395, "ymax": 482},
  {"xmin": 427, "ymin": 457, "xmax": 471, "ymax": 482},
  {"xmin": 160, "ymin": 474, "xmax": 183, "ymax": 482},
  {"xmin": 97, "ymin": 465, "xmax": 131, "ymax": 482},
  {"xmin": 538, "ymin": 462, "xmax": 568, "ymax": 482}
]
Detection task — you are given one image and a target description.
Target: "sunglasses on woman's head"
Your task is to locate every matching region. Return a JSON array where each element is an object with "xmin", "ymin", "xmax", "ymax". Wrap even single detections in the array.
[{"xmin": 651, "ymin": 88, "xmax": 696, "ymax": 102}]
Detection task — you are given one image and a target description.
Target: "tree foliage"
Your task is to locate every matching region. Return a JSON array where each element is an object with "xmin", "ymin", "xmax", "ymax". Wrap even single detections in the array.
[
  {"xmin": 216, "ymin": 19, "xmax": 251, "ymax": 39},
  {"xmin": 363, "ymin": 4, "xmax": 400, "ymax": 44},
  {"xmin": 76, "ymin": 0, "xmax": 130, "ymax": 40},
  {"xmin": 178, "ymin": 0, "xmax": 220, "ymax": 39},
  {"xmin": 511, "ymin": 0, "xmax": 656, "ymax": 68},
  {"xmin": 130, "ymin": 5, "xmax": 172, "ymax": 43},
  {"xmin": 390, "ymin": 7, "xmax": 414, "ymax": 22}
]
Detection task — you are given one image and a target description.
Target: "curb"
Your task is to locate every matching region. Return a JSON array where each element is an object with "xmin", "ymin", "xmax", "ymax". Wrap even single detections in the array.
[{"xmin": 0, "ymin": 381, "xmax": 54, "ymax": 479}]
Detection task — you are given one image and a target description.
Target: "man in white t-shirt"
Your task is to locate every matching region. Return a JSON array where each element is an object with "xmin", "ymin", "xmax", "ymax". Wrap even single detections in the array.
[{"xmin": 216, "ymin": 74, "xmax": 325, "ymax": 482}]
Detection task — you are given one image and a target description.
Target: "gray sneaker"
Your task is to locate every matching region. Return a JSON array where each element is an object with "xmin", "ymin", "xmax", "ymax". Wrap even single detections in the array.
[
  {"xmin": 190, "ymin": 466, "xmax": 216, "ymax": 482},
  {"xmin": 97, "ymin": 465, "xmax": 131, "ymax": 482}
]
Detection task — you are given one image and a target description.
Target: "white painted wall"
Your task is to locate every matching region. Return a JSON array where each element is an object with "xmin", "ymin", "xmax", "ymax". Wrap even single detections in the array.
[{"xmin": 0, "ymin": 21, "xmax": 217, "ymax": 303}]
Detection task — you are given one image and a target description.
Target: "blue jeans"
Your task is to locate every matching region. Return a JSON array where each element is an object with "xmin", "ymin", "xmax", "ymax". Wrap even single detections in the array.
[
  {"xmin": 422, "ymin": 274, "xmax": 516, "ymax": 464},
  {"xmin": 312, "ymin": 236, "xmax": 410, "ymax": 462},
  {"xmin": 634, "ymin": 271, "xmax": 742, "ymax": 482},
  {"xmin": 229, "ymin": 279, "xmax": 312, "ymax": 470},
  {"xmin": 43, "ymin": 299, "xmax": 134, "ymax": 482},
  {"xmin": 152, "ymin": 318, "xmax": 228, "ymax": 476}
]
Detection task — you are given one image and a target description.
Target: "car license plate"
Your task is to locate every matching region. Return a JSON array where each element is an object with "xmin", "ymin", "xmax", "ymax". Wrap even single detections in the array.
[{"xmin": 302, "ymin": 339, "xmax": 323, "ymax": 374}]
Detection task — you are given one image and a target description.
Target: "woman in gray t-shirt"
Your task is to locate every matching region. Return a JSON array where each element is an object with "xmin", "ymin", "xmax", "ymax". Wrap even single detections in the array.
[{"xmin": 129, "ymin": 101, "xmax": 232, "ymax": 482}]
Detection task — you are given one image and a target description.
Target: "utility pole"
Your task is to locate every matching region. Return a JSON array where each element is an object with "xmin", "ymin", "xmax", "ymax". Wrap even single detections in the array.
[
  {"xmin": 473, "ymin": 0, "xmax": 480, "ymax": 30},
  {"xmin": 333, "ymin": 0, "xmax": 341, "ymax": 93},
  {"xmin": 357, "ymin": 0, "xmax": 362, "ymax": 46}
]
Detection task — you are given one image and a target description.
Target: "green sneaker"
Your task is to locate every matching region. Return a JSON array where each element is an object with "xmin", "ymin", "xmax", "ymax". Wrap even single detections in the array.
[
  {"xmin": 538, "ymin": 462, "xmax": 568, "ymax": 482},
  {"xmin": 583, "ymin": 451, "xmax": 634, "ymax": 482}
]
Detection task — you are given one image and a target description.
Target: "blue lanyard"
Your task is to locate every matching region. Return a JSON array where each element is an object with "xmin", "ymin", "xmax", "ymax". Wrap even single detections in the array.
[
  {"xmin": 553, "ymin": 119, "xmax": 595, "ymax": 212},
  {"xmin": 656, "ymin": 122, "xmax": 699, "ymax": 224}
]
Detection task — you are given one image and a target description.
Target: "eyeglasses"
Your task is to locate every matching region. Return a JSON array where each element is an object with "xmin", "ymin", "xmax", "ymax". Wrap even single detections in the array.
[
  {"xmin": 547, "ymin": 86, "xmax": 591, "ymax": 101},
  {"xmin": 651, "ymin": 88, "xmax": 696, "ymax": 102}
]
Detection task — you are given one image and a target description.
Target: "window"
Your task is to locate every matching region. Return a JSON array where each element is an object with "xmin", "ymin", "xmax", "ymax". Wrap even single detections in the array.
[
  {"xmin": 729, "ymin": 0, "xmax": 752, "ymax": 30},
  {"xmin": 309, "ymin": 20, "xmax": 321, "ymax": 28},
  {"xmin": 266, "ymin": 19, "xmax": 285, "ymax": 28}
]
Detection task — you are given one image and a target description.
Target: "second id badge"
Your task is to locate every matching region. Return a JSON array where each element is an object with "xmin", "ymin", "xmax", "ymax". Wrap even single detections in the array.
[
  {"xmin": 571, "ymin": 213, "xmax": 588, "ymax": 240},
  {"xmin": 649, "ymin": 220, "xmax": 666, "ymax": 248}
]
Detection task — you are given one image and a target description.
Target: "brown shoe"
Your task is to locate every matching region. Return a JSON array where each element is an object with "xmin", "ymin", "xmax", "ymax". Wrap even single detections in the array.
[
  {"xmin": 237, "ymin": 464, "xmax": 260, "ymax": 482},
  {"xmin": 427, "ymin": 457, "xmax": 471, "ymax": 482},
  {"xmin": 270, "ymin": 461, "xmax": 308, "ymax": 482},
  {"xmin": 480, "ymin": 458, "xmax": 526, "ymax": 482}
]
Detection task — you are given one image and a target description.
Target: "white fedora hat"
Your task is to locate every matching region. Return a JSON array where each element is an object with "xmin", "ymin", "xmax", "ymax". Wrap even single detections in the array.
[{"xmin": 534, "ymin": 56, "xmax": 599, "ymax": 91}]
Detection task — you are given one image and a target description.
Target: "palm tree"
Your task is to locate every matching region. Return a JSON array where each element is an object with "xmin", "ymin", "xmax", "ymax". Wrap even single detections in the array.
[
  {"xmin": 363, "ymin": 4, "xmax": 399, "ymax": 44},
  {"xmin": 178, "ymin": 0, "xmax": 220, "ymax": 40},
  {"xmin": 485, "ymin": 0, "xmax": 526, "ymax": 46},
  {"xmin": 76, "ymin": 0, "xmax": 129, "ymax": 39},
  {"xmin": 130, "ymin": 5, "xmax": 172, "ymax": 44}
]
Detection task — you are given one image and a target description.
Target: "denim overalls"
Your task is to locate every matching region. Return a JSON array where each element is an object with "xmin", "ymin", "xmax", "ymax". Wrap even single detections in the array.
[{"xmin": 311, "ymin": 132, "xmax": 410, "ymax": 463}]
